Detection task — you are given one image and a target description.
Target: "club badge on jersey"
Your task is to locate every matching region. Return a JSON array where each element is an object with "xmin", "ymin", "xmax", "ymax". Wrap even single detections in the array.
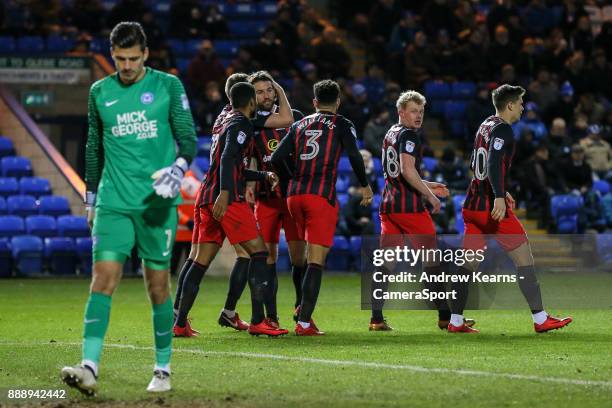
[
  {"xmin": 405, "ymin": 141, "xmax": 415, "ymax": 153},
  {"xmin": 493, "ymin": 137, "xmax": 504, "ymax": 150}
]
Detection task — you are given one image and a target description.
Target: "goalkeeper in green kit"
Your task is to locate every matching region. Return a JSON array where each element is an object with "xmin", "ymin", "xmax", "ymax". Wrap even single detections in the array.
[{"xmin": 61, "ymin": 22, "xmax": 196, "ymax": 395}]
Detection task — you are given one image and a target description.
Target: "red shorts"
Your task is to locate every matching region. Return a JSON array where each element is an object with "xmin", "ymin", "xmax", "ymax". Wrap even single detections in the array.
[
  {"xmin": 192, "ymin": 201, "xmax": 259, "ymax": 246},
  {"xmin": 254, "ymin": 197, "xmax": 300, "ymax": 243},
  {"xmin": 462, "ymin": 208, "xmax": 528, "ymax": 251},
  {"xmin": 287, "ymin": 194, "xmax": 338, "ymax": 247},
  {"xmin": 380, "ymin": 211, "xmax": 437, "ymax": 249}
]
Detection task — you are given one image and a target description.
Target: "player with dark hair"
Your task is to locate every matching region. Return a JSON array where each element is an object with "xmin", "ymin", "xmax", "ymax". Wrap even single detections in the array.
[
  {"xmin": 61, "ymin": 21, "xmax": 197, "ymax": 394},
  {"xmin": 173, "ymin": 73, "xmax": 294, "ymax": 335},
  {"xmin": 451, "ymin": 84, "xmax": 572, "ymax": 333},
  {"xmin": 271, "ymin": 79, "xmax": 373, "ymax": 335},
  {"xmin": 177, "ymin": 81, "xmax": 288, "ymax": 338},
  {"xmin": 246, "ymin": 70, "xmax": 305, "ymax": 327},
  {"xmin": 372, "ymin": 91, "xmax": 475, "ymax": 331}
]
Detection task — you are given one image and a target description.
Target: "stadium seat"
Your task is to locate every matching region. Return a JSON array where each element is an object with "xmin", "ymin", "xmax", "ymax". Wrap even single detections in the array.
[
  {"xmin": 335, "ymin": 176, "xmax": 349, "ymax": 194},
  {"xmin": 257, "ymin": 2, "xmax": 278, "ymax": 17},
  {"xmin": 451, "ymin": 81, "xmax": 477, "ymax": 99},
  {"xmin": 213, "ymin": 40, "xmax": 240, "ymax": 58},
  {"xmin": 422, "ymin": 157, "xmax": 438, "ymax": 173},
  {"xmin": 184, "ymin": 39, "xmax": 201, "ymax": 57},
  {"xmin": 350, "ymin": 236, "xmax": 362, "ymax": 271},
  {"xmin": 25, "ymin": 215, "xmax": 57, "ymax": 238},
  {"xmin": 100, "ymin": 0, "xmax": 118, "ymax": 11},
  {"xmin": 277, "ymin": 232, "xmax": 290, "ymax": 272},
  {"xmin": 453, "ymin": 194, "xmax": 466, "ymax": 212},
  {"xmin": 45, "ymin": 237, "xmax": 77, "ymax": 275},
  {"xmin": 377, "ymin": 177, "xmax": 385, "ymax": 190},
  {"xmin": 424, "ymin": 80, "xmax": 451, "ymax": 100},
  {"xmin": 0, "ymin": 215, "xmax": 24, "ymax": 237},
  {"xmin": 46, "ymin": 35, "xmax": 74, "ymax": 52},
  {"xmin": 0, "ymin": 136, "xmax": 16, "ymax": 157},
  {"xmin": 228, "ymin": 21, "xmax": 267, "ymax": 39},
  {"xmin": 152, "ymin": 0, "xmax": 171, "ymax": 14},
  {"xmin": 338, "ymin": 157, "xmax": 352, "ymax": 176},
  {"xmin": 450, "ymin": 120, "xmax": 467, "ymax": 138},
  {"xmin": 0, "ymin": 36, "xmax": 16, "ymax": 53},
  {"xmin": 550, "ymin": 194, "xmax": 583, "ymax": 233},
  {"xmin": 195, "ymin": 157, "xmax": 210, "ymax": 173},
  {"xmin": 219, "ymin": 3, "xmax": 256, "ymax": 18},
  {"xmin": 19, "ymin": 177, "xmax": 51, "ymax": 198},
  {"xmin": 57, "ymin": 215, "xmax": 89, "ymax": 238},
  {"xmin": 0, "ymin": 177, "xmax": 19, "ymax": 197},
  {"xmin": 593, "ymin": 180, "xmax": 610, "ymax": 196},
  {"xmin": 430, "ymin": 100, "xmax": 446, "ymax": 116},
  {"xmin": 0, "ymin": 238, "xmax": 11, "ymax": 277},
  {"xmin": 372, "ymin": 194, "xmax": 382, "ymax": 210},
  {"xmin": 372, "ymin": 158, "xmax": 383, "ymax": 175},
  {"xmin": 11, "ymin": 235, "xmax": 43, "ymax": 275},
  {"xmin": 337, "ymin": 193, "xmax": 349, "ymax": 208},
  {"xmin": 596, "ymin": 234, "xmax": 612, "ymax": 264},
  {"xmin": 197, "ymin": 136, "xmax": 212, "ymax": 157},
  {"xmin": 7, "ymin": 195, "xmax": 38, "ymax": 217},
  {"xmin": 75, "ymin": 237, "xmax": 93, "ymax": 275},
  {"xmin": 90, "ymin": 37, "xmax": 110, "ymax": 54},
  {"xmin": 16, "ymin": 36, "xmax": 44, "ymax": 53},
  {"xmin": 167, "ymin": 38, "xmax": 185, "ymax": 57},
  {"xmin": 444, "ymin": 101, "xmax": 468, "ymax": 120},
  {"xmin": 372, "ymin": 211, "xmax": 381, "ymax": 234},
  {"xmin": 1, "ymin": 156, "xmax": 33, "ymax": 178},
  {"xmin": 0, "ymin": 196, "xmax": 5, "ymax": 215},
  {"xmin": 176, "ymin": 58, "xmax": 190, "ymax": 74},
  {"xmin": 327, "ymin": 236, "xmax": 350, "ymax": 271},
  {"xmin": 39, "ymin": 196, "xmax": 71, "ymax": 216}
]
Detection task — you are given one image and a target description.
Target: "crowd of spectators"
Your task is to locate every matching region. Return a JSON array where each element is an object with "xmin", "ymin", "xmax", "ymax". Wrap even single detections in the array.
[{"xmin": 1, "ymin": 0, "xmax": 611, "ymax": 235}]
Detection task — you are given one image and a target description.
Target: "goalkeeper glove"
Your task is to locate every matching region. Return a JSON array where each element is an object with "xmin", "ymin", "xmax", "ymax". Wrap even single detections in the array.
[{"xmin": 151, "ymin": 157, "xmax": 189, "ymax": 199}]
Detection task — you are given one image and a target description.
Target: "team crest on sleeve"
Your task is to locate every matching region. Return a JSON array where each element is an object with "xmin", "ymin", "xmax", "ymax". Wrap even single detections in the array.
[
  {"xmin": 350, "ymin": 126, "xmax": 357, "ymax": 138},
  {"xmin": 237, "ymin": 131, "xmax": 247, "ymax": 145},
  {"xmin": 140, "ymin": 92, "xmax": 154, "ymax": 104},
  {"xmin": 405, "ymin": 141, "xmax": 415, "ymax": 153},
  {"xmin": 493, "ymin": 137, "xmax": 504, "ymax": 150},
  {"xmin": 181, "ymin": 94, "xmax": 189, "ymax": 110}
]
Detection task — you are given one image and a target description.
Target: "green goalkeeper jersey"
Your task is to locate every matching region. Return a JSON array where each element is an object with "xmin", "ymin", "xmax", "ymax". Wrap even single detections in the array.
[{"xmin": 85, "ymin": 67, "xmax": 196, "ymax": 210}]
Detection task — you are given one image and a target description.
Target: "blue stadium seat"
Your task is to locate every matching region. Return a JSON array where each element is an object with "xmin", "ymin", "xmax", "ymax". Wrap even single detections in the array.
[
  {"xmin": 596, "ymin": 234, "xmax": 612, "ymax": 263},
  {"xmin": 327, "ymin": 236, "xmax": 350, "ymax": 271},
  {"xmin": 444, "ymin": 101, "xmax": 468, "ymax": 120},
  {"xmin": 372, "ymin": 194, "xmax": 382, "ymax": 210},
  {"xmin": 197, "ymin": 136, "xmax": 212, "ymax": 157},
  {"xmin": 430, "ymin": 100, "xmax": 446, "ymax": 116},
  {"xmin": 257, "ymin": 2, "xmax": 278, "ymax": 17},
  {"xmin": 195, "ymin": 157, "xmax": 210, "ymax": 173},
  {"xmin": 76, "ymin": 237, "xmax": 93, "ymax": 275},
  {"xmin": 39, "ymin": 196, "xmax": 71, "ymax": 216},
  {"xmin": 152, "ymin": 0, "xmax": 171, "ymax": 14},
  {"xmin": 16, "ymin": 36, "xmax": 45, "ymax": 53},
  {"xmin": 1, "ymin": 156, "xmax": 33, "ymax": 178},
  {"xmin": 449, "ymin": 119, "xmax": 467, "ymax": 138},
  {"xmin": 335, "ymin": 176, "xmax": 349, "ymax": 194},
  {"xmin": 372, "ymin": 158, "xmax": 383, "ymax": 175},
  {"xmin": 0, "ymin": 196, "xmax": 5, "ymax": 215},
  {"xmin": 0, "ymin": 238, "xmax": 11, "ymax": 277},
  {"xmin": 0, "ymin": 215, "xmax": 24, "ymax": 237},
  {"xmin": 26, "ymin": 215, "xmax": 57, "ymax": 238},
  {"xmin": 0, "ymin": 177, "xmax": 18, "ymax": 197},
  {"xmin": 184, "ymin": 39, "xmax": 202, "ymax": 57},
  {"xmin": 11, "ymin": 235, "xmax": 43, "ymax": 275},
  {"xmin": 372, "ymin": 211, "xmax": 381, "ymax": 234},
  {"xmin": 338, "ymin": 156, "xmax": 352, "ymax": 176},
  {"xmin": 19, "ymin": 177, "xmax": 51, "ymax": 198},
  {"xmin": 45, "ymin": 237, "xmax": 77, "ymax": 275},
  {"xmin": 219, "ymin": 3, "xmax": 256, "ymax": 18},
  {"xmin": 90, "ymin": 37, "xmax": 110, "ymax": 54},
  {"xmin": 337, "ymin": 193, "xmax": 349, "ymax": 208},
  {"xmin": 100, "ymin": 0, "xmax": 118, "ymax": 11},
  {"xmin": 0, "ymin": 136, "xmax": 16, "ymax": 157},
  {"xmin": 550, "ymin": 194, "xmax": 583, "ymax": 233},
  {"xmin": 57, "ymin": 215, "xmax": 89, "ymax": 238},
  {"xmin": 167, "ymin": 38, "xmax": 185, "ymax": 57},
  {"xmin": 228, "ymin": 21, "xmax": 267, "ymax": 39},
  {"xmin": 176, "ymin": 58, "xmax": 190, "ymax": 74},
  {"xmin": 377, "ymin": 176, "xmax": 385, "ymax": 190},
  {"xmin": 7, "ymin": 195, "xmax": 38, "ymax": 217},
  {"xmin": 213, "ymin": 40, "xmax": 240, "ymax": 58},
  {"xmin": 593, "ymin": 180, "xmax": 610, "ymax": 196},
  {"xmin": 422, "ymin": 157, "xmax": 438, "ymax": 173},
  {"xmin": 451, "ymin": 81, "xmax": 477, "ymax": 99},
  {"xmin": 350, "ymin": 236, "xmax": 362, "ymax": 271},
  {"xmin": 0, "ymin": 36, "xmax": 16, "ymax": 53},
  {"xmin": 46, "ymin": 35, "xmax": 75, "ymax": 52},
  {"xmin": 424, "ymin": 80, "xmax": 451, "ymax": 100}
]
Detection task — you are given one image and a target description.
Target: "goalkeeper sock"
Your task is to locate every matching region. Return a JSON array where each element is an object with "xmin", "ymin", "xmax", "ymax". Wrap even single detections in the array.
[
  {"xmin": 173, "ymin": 258, "xmax": 193, "ymax": 314},
  {"xmin": 175, "ymin": 262, "xmax": 208, "ymax": 327},
  {"xmin": 298, "ymin": 263, "xmax": 323, "ymax": 323},
  {"xmin": 224, "ymin": 257, "xmax": 250, "ymax": 311},
  {"xmin": 247, "ymin": 251, "xmax": 269, "ymax": 325},
  {"xmin": 82, "ymin": 292, "xmax": 111, "ymax": 372},
  {"xmin": 153, "ymin": 297, "xmax": 173, "ymax": 370},
  {"xmin": 291, "ymin": 264, "xmax": 305, "ymax": 308},
  {"xmin": 264, "ymin": 263, "xmax": 278, "ymax": 319}
]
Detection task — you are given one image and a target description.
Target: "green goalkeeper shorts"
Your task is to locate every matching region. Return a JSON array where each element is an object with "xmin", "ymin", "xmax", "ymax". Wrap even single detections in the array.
[{"xmin": 92, "ymin": 205, "xmax": 178, "ymax": 270}]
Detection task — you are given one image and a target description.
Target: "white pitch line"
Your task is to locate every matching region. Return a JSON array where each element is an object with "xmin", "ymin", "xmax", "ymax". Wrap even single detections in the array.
[{"xmin": 2, "ymin": 341, "xmax": 611, "ymax": 389}]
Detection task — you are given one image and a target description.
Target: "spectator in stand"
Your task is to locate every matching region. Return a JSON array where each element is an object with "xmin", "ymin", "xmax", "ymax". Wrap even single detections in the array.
[
  {"xmin": 528, "ymin": 69, "xmax": 558, "ymax": 114},
  {"xmin": 311, "ymin": 26, "xmax": 351, "ymax": 78},
  {"xmin": 359, "ymin": 64, "xmax": 386, "ymax": 106},
  {"xmin": 27, "ymin": 0, "xmax": 62, "ymax": 35},
  {"xmin": 499, "ymin": 64, "xmax": 517, "ymax": 85},
  {"xmin": 340, "ymin": 84, "xmax": 371, "ymax": 135},
  {"xmin": 368, "ymin": 0, "xmax": 402, "ymax": 42},
  {"xmin": 348, "ymin": 150, "xmax": 380, "ymax": 196},
  {"xmin": 227, "ymin": 46, "xmax": 259, "ymax": 76},
  {"xmin": 141, "ymin": 10, "xmax": 164, "ymax": 48},
  {"xmin": 545, "ymin": 81, "xmax": 575, "ymax": 126},
  {"xmin": 169, "ymin": 0, "xmax": 205, "ymax": 39},
  {"xmin": 570, "ymin": 112, "xmax": 590, "ymax": 142},
  {"xmin": 563, "ymin": 51, "xmax": 591, "ymax": 95},
  {"xmin": 580, "ymin": 125, "xmax": 611, "ymax": 180},
  {"xmin": 521, "ymin": 0, "xmax": 555, "ymax": 36},
  {"xmin": 513, "ymin": 102, "xmax": 547, "ymax": 141},
  {"xmin": 542, "ymin": 28, "xmax": 570, "ymax": 72},
  {"xmin": 506, "ymin": 11, "xmax": 526, "ymax": 46},
  {"xmin": 345, "ymin": 150, "xmax": 377, "ymax": 236},
  {"xmin": 487, "ymin": 24, "xmax": 519, "ymax": 78},
  {"xmin": 434, "ymin": 147, "xmax": 469, "ymax": 193},
  {"xmin": 543, "ymin": 118, "xmax": 572, "ymax": 161},
  {"xmin": 194, "ymin": 81, "xmax": 225, "ymax": 135},
  {"xmin": 602, "ymin": 110, "xmax": 612, "ymax": 145},
  {"xmin": 363, "ymin": 106, "xmax": 393, "ymax": 158},
  {"xmin": 594, "ymin": 21, "xmax": 612, "ymax": 58},
  {"xmin": 251, "ymin": 28, "xmax": 289, "ymax": 71},
  {"xmin": 107, "ymin": 0, "xmax": 150, "ymax": 29},
  {"xmin": 514, "ymin": 129, "xmax": 536, "ymax": 169},
  {"xmin": 147, "ymin": 43, "xmax": 177, "ymax": 75},
  {"xmin": 575, "ymin": 92, "xmax": 605, "ymax": 125},
  {"xmin": 561, "ymin": 144, "xmax": 593, "ymax": 193},
  {"xmin": 571, "ymin": 14, "xmax": 593, "ymax": 57},
  {"xmin": 291, "ymin": 63, "xmax": 318, "ymax": 115},
  {"xmin": 202, "ymin": 4, "xmax": 229, "ymax": 40},
  {"xmin": 298, "ymin": 5, "xmax": 327, "ymax": 53},
  {"xmin": 404, "ymin": 31, "xmax": 437, "ymax": 88},
  {"xmin": 519, "ymin": 145, "xmax": 560, "ymax": 229},
  {"xmin": 466, "ymin": 83, "xmax": 495, "ymax": 142},
  {"xmin": 63, "ymin": 0, "xmax": 104, "ymax": 35},
  {"xmin": 381, "ymin": 82, "xmax": 401, "ymax": 123},
  {"xmin": 421, "ymin": 0, "xmax": 457, "ymax": 39},
  {"xmin": 186, "ymin": 40, "xmax": 226, "ymax": 99},
  {"xmin": 453, "ymin": 0, "xmax": 476, "ymax": 34},
  {"xmin": 456, "ymin": 28, "xmax": 488, "ymax": 81},
  {"xmin": 434, "ymin": 29, "xmax": 460, "ymax": 81},
  {"xmin": 269, "ymin": 5, "xmax": 300, "ymax": 62},
  {"xmin": 486, "ymin": 0, "xmax": 519, "ymax": 35},
  {"xmin": 388, "ymin": 11, "xmax": 418, "ymax": 54},
  {"xmin": 516, "ymin": 37, "xmax": 543, "ymax": 81},
  {"xmin": 588, "ymin": 49, "xmax": 612, "ymax": 99}
]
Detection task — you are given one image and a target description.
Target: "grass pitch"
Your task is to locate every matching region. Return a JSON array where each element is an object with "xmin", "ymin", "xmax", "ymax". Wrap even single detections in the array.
[{"xmin": 0, "ymin": 275, "xmax": 611, "ymax": 407}]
